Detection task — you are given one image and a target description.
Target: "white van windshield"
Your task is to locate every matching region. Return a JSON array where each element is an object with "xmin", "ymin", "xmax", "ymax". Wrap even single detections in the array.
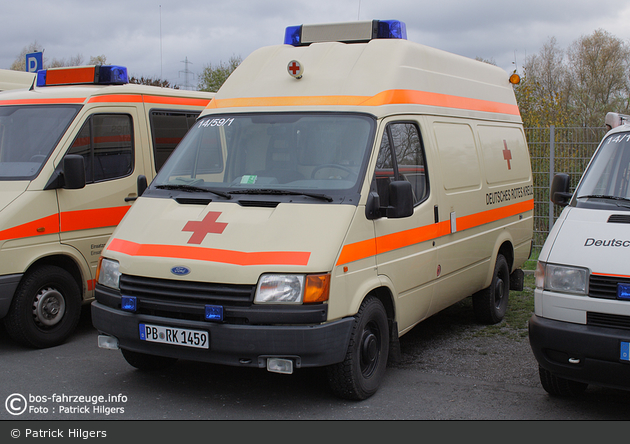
[
  {"xmin": 0, "ymin": 105, "xmax": 80, "ymax": 180},
  {"xmin": 152, "ymin": 113, "xmax": 375, "ymax": 199},
  {"xmin": 577, "ymin": 132, "xmax": 630, "ymax": 204}
]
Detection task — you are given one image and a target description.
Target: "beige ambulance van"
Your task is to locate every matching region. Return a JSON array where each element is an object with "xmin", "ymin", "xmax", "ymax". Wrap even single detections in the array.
[
  {"xmin": 92, "ymin": 20, "xmax": 533, "ymax": 400},
  {"xmin": 0, "ymin": 65, "xmax": 213, "ymax": 348},
  {"xmin": 529, "ymin": 112, "xmax": 630, "ymax": 395},
  {"xmin": 0, "ymin": 69, "xmax": 35, "ymax": 91}
]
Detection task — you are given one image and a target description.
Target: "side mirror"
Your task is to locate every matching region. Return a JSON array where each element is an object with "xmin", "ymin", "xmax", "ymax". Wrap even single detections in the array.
[
  {"xmin": 550, "ymin": 173, "xmax": 572, "ymax": 206},
  {"xmin": 124, "ymin": 175, "xmax": 148, "ymax": 202},
  {"xmin": 386, "ymin": 180, "xmax": 414, "ymax": 218},
  {"xmin": 63, "ymin": 155, "xmax": 86, "ymax": 190}
]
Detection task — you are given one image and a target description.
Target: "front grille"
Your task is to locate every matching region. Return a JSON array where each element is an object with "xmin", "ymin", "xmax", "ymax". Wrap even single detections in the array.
[
  {"xmin": 587, "ymin": 312, "xmax": 630, "ymax": 330},
  {"xmin": 589, "ymin": 274, "xmax": 630, "ymax": 299},
  {"xmin": 120, "ymin": 274, "xmax": 255, "ymax": 307}
]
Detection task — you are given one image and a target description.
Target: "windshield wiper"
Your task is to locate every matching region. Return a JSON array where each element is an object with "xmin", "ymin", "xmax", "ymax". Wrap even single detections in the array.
[
  {"xmin": 578, "ymin": 194, "xmax": 630, "ymax": 208},
  {"xmin": 155, "ymin": 184, "xmax": 232, "ymax": 199},
  {"xmin": 229, "ymin": 188, "xmax": 333, "ymax": 202}
]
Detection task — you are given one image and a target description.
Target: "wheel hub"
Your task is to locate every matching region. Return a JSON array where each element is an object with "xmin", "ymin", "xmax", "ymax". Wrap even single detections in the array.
[{"xmin": 32, "ymin": 287, "xmax": 66, "ymax": 327}]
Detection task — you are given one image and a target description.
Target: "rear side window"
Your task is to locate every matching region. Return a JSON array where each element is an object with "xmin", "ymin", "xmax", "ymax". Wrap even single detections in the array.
[
  {"xmin": 150, "ymin": 111, "xmax": 200, "ymax": 172},
  {"xmin": 68, "ymin": 114, "xmax": 133, "ymax": 183}
]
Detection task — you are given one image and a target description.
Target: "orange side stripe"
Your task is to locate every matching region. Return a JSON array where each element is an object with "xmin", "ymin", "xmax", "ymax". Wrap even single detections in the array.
[
  {"xmin": 88, "ymin": 95, "xmax": 143, "ymax": 104},
  {"xmin": 336, "ymin": 199, "xmax": 533, "ymax": 266},
  {"xmin": 206, "ymin": 89, "xmax": 521, "ymax": 116},
  {"xmin": 142, "ymin": 95, "xmax": 212, "ymax": 107},
  {"xmin": 107, "ymin": 238, "xmax": 311, "ymax": 267},
  {"xmin": 591, "ymin": 272, "xmax": 630, "ymax": 280},
  {"xmin": 60, "ymin": 206, "xmax": 130, "ymax": 232},
  {"xmin": 0, "ymin": 214, "xmax": 60, "ymax": 241},
  {"xmin": 0, "ymin": 98, "xmax": 87, "ymax": 106}
]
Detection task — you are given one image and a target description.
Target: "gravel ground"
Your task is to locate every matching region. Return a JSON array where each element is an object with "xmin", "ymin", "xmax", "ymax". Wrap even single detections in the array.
[{"xmin": 392, "ymin": 294, "xmax": 541, "ymax": 389}]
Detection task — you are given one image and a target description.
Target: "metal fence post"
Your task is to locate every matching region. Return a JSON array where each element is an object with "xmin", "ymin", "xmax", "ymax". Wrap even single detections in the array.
[{"xmin": 548, "ymin": 125, "xmax": 555, "ymax": 231}]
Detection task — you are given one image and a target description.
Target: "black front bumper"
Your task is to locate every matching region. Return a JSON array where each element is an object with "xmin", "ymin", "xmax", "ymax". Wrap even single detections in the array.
[
  {"xmin": 528, "ymin": 314, "xmax": 630, "ymax": 390},
  {"xmin": 91, "ymin": 301, "xmax": 354, "ymax": 369}
]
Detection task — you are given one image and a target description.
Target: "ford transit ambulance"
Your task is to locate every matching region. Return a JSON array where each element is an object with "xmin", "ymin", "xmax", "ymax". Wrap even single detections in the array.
[
  {"xmin": 529, "ymin": 112, "xmax": 630, "ymax": 396},
  {"xmin": 0, "ymin": 69, "xmax": 35, "ymax": 92},
  {"xmin": 92, "ymin": 20, "xmax": 533, "ymax": 400},
  {"xmin": 0, "ymin": 65, "xmax": 213, "ymax": 348}
]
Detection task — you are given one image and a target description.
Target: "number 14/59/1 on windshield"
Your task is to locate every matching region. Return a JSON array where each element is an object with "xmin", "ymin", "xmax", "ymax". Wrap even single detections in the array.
[
  {"xmin": 140, "ymin": 323, "xmax": 209, "ymax": 349},
  {"xmin": 198, "ymin": 118, "xmax": 234, "ymax": 128}
]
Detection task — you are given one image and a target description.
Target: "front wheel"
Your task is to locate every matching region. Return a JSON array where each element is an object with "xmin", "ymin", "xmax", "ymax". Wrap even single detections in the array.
[
  {"xmin": 4, "ymin": 265, "xmax": 82, "ymax": 348},
  {"xmin": 326, "ymin": 296, "xmax": 389, "ymax": 400},
  {"xmin": 472, "ymin": 254, "xmax": 510, "ymax": 325}
]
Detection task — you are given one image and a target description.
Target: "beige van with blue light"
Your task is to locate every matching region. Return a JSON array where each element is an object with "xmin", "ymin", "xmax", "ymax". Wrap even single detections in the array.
[
  {"xmin": 0, "ymin": 65, "xmax": 213, "ymax": 348},
  {"xmin": 530, "ymin": 112, "xmax": 630, "ymax": 396},
  {"xmin": 92, "ymin": 20, "xmax": 534, "ymax": 400}
]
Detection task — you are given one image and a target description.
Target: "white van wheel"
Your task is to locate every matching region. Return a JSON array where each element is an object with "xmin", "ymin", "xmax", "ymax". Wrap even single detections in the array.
[
  {"xmin": 326, "ymin": 296, "xmax": 389, "ymax": 400},
  {"xmin": 538, "ymin": 366, "xmax": 588, "ymax": 396},
  {"xmin": 473, "ymin": 254, "xmax": 510, "ymax": 324},
  {"xmin": 121, "ymin": 348, "xmax": 178, "ymax": 371},
  {"xmin": 4, "ymin": 265, "xmax": 81, "ymax": 348}
]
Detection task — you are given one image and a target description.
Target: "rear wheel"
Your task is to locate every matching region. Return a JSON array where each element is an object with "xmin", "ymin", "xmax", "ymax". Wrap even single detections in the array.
[
  {"xmin": 473, "ymin": 254, "xmax": 510, "ymax": 325},
  {"xmin": 121, "ymin": 348, "xmax": 178, "ymax": 371},
  {"xmin": 4, "ymin": 265, "xmax": 82, "ymax": 348},
  {"xmin": 326, "ymin": 296, "xmax": 389, "ymax": 400},
  {"xmin": 538, "ymin": 365, "xmax": 588, "ymax": 396}
]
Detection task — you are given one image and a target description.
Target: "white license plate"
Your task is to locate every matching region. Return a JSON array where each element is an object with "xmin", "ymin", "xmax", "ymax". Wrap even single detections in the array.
[{"xmin": 139, "ymin": 323, "xmax": 209, "ymax": 349}]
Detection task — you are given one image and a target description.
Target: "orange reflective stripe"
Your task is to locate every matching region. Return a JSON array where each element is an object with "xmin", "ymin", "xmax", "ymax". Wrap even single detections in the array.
[
  {"xmin": 88, "ymin": 94, "xmax": 143, "ymax": 104},
  {"xmin": 0, "ymin": 98, "xmax": 86, "ymax": 106},
  {"xmin": 592, "ymin": 272, "xmax": 630, "ymax": 280},
  {"xmin": 206, "ymin": 89, "xmax": 521, "ymax": 116},
  {"xmin": 107, "ymin": 238, "xmax": 311, "ymax": 266},
  {"xmin": 0, "ymin": 214, "xmax": 60, "ymax": 241},
  {"xmin": 142, "ymin": 95, "xmax": 212, "ymax": 107},
  {"xmin": 336, "ymin": 199, "xmax": 533, "ymax": 266},
  {"xmin": 60, "ymin": 206, "xmax": 130, "ymax": 232}
]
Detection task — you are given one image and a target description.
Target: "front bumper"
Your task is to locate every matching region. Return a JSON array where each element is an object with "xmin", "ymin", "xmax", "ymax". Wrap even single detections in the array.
[
  {"xmin": 91, "ymin": 301, "xmax": 354, "ymax": 368},
  {"xmin": 528, "ymin": 314, "xmax": 630, "ymax": 390},
  {"xmin": 0, "ymin": 274, "xmax": 22, "ymax": 319}
]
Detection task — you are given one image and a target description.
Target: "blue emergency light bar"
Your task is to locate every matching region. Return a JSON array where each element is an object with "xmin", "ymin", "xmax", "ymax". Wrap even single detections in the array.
[
  {"xmin": 284, "ymin": 20, "xmax": 407, "ymax": 46},
  {"xmin": 36, "ymin": 65, "xmax": 129, "ymax": 87}
]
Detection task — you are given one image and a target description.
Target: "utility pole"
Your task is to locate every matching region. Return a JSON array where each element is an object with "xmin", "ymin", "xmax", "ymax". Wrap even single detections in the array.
[{"xmin": 179, "ymin": 57, "xmax": 194, "ymax": 90}]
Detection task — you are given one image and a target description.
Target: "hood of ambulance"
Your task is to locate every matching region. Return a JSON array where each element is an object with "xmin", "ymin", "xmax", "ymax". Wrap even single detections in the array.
[
  {"xmin": 543, "ymin": 206, "xmax": 630, "ymax": 276},
  {"xmin": 0, "ymin": 181, "xmax": 29, "ymax": 213},
  {"xmin": 104, "ymin": 196, "xmax": 358, "ymax": 285}
]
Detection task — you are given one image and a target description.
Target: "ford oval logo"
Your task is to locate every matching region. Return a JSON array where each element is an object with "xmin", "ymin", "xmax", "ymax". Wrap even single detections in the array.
[{"xmin": 171, "ymin": 266, "xmax": 190, "ymax": 276}]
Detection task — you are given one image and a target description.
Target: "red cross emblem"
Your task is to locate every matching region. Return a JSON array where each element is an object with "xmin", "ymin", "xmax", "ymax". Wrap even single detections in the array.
[
  {"xmin": 182, "ymin": 211, "xmax": 227, "ymax": 244},
  {"xmin": 502, "ymin": 140, "xmax": 512, "ymax": 170},
  {"xmin": 287, "ymin": 60, "xmax": 303, "ymax": 78}
]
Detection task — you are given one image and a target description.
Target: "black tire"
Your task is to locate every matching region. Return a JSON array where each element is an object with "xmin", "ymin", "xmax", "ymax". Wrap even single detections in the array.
[
  {"xmin": 326, "ymin": 296, "xmax": 389, "ymax": 400},
  {"xmin": 473, "ymin": 254, "xmax": 510, "ymax": 325},
  {"xmin": 121, "ymin": 348, "xmax": 178, "ymax": 371},
  {"xmin": 538, "ymin": 365, "xmax": 588, "ymax": 396},
  {"xmin": 3, "ymin": 265, "xmax": 82, "ymax": 348}
]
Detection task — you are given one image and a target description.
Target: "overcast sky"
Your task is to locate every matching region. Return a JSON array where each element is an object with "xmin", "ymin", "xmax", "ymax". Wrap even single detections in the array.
[{"xmin": 4, "ymin": 0, "xmax": 630, "ymax": 89}]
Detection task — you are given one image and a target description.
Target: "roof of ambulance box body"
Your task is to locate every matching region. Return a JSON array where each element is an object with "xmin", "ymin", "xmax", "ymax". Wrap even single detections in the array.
[{"xmin": 206, "ymin": 20, "xmax": 521, "ymax": 121}]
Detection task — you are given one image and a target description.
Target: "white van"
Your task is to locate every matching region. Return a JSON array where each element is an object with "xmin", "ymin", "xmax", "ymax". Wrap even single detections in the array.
[
  {"xmin": 529, "ymin": 112, "xmax": 630, "ymax": 395},
  {"xmin": 0, "ymin": 68, "xmax": 35, "ymax": 92},
  {"xmin": 92, "ymin": 20, "xmax": 533, "ymax": 400},
  {"xmin": 0, "ymin": 65, "xmax": 214, "ymax": 348}
]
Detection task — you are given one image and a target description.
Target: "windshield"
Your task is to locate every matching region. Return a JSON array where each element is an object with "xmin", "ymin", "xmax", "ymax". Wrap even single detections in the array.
[
  {"xmin": 576, "ymin": 132, "xmax": 630, "ymax": 204},
  {"xmin": 152, "ymin": 113, "xmax": 375, "ymax": 201},
  {"xmin": 0, "ymin": 105, "xmax": 80, "ymax": 180}
]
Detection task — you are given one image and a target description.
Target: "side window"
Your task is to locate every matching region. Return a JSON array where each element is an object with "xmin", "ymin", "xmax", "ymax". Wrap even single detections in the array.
[
  {"xmin": 150, "ymin": 111, "xmax": 200, "ymax": 172},
  {"xmin": 373, "ymin": 122, "xmax": 428, "ymax": 206},
  {"xmin": 68, "ymin": 114, "xmax": 133, "ymax": 183}
]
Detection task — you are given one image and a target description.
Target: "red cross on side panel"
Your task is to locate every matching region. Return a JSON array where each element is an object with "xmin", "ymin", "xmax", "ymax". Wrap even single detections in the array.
[
  {"xmin": 182, "ymin": 211, "xmax": 227, "ymax": 244},
  {"xmin": 502, "ymin": 140, "xmax": 512, "ymax": 170}
]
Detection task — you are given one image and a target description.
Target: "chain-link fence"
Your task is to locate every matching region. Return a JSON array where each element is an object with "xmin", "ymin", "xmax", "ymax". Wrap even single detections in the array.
[{"xmin": 524, "ymin": 125, "xmax": 608, "ymax": 268}]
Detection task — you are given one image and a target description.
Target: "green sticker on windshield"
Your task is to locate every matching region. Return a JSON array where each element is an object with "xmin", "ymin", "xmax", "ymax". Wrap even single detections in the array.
[{"xmin": 241, "ymin": 175, "xmax": 257, "ymax": 184}]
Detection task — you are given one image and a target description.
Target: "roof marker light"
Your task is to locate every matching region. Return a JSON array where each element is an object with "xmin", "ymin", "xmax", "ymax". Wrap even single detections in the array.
[
  {"xmin": 284, "ymin": 20, "xmax": 407, "ymax": 46},
  {"xmin": 36, "ymin": 65, "xmax": 129, "ymax": 87}
]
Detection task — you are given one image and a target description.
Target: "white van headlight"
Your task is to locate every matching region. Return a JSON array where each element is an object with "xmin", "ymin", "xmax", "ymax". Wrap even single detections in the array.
[
  {"xmin": 255, "ymin": 274, "xmax": 305, "ymax": 304},
  {"xmin": 536, "ymin": 262, "xmax": 588, "ymax": 295},
  {"xmin": 97, "ymin": 258, "xmax": 121, "ymax": 290}
]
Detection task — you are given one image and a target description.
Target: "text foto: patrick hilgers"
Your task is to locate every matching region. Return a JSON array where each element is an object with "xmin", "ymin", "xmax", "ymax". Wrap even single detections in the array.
[{"xmin": 24, "ymin": 429, "xmax": 107, "ymax": 439}]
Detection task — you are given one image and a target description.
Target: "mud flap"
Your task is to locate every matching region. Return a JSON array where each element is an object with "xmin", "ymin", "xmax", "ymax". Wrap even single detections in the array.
[{"xmin": 510, "ymin": 269, "xmax": 524, "ymax": 291}]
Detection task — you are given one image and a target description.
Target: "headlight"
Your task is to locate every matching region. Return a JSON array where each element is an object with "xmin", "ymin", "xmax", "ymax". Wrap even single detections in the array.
[
  {"xmin": 536, "ymin": 261, "xmax": 588, "ymax": 295},
  {"xmin": 255, "ymin": 274, "xmax": 330, "ymax": 304},
  {"xmin": 97, "ymin": 258, "xmax": 121, "ymax": 290}
]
